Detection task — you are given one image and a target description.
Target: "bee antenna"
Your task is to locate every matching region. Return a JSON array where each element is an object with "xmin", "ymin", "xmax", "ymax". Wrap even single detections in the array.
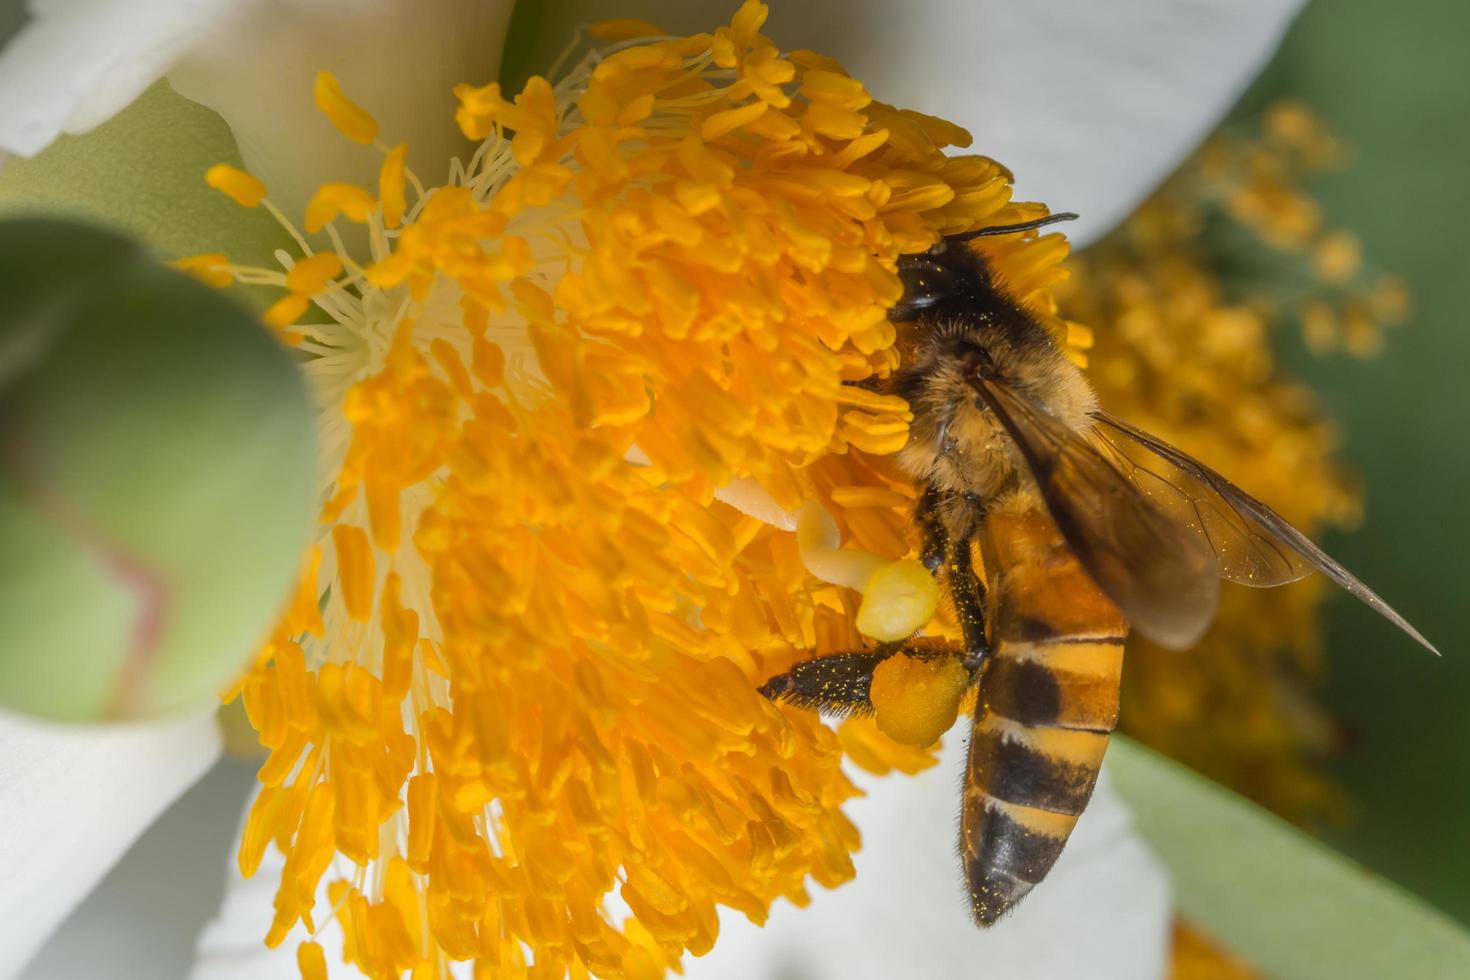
[{"xmin": 945, "ymin": 212, "xmax": 1079, "ymax": 243}]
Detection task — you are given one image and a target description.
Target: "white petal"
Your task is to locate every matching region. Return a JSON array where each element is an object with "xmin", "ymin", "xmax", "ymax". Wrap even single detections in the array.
[
  {"xmin": 688, "ymin": 735, "xmax": 1172, "ymax": 980},
  {"xmin": 186, "ymin": 813, "xmax": 315, "ymax": 980},
  {"xmin": 514, "ymin": 0, "xmax": 1302, "ymax": 245},
  {"xmin": 0, "ymin": 0, "xmax": 241, "ymax": 156},
  {"xmin": 0, "ymin": 708, "xmax": 220, "ymax": 978},
  {"xmin": 189, "ymin": 807, "xmax": 454, "ymax": 980},
  {"xmin": 18, "ymin": 758, "xmax": 256, "ymax": 980},
  {"xmin": 169, "ymin": 0, "xmax": 516, "ymax": 228}
]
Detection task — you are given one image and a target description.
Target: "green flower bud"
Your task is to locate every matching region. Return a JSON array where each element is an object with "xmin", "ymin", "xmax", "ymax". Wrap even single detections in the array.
[{"xmin": 0, "ymin": 218, "xmax": 314, "ymax": 721}]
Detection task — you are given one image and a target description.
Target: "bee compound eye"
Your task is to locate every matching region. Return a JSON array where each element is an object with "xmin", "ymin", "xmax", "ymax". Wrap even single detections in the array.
[{"xmin": 894, "ymin": 255, "xmax": 959, "ymax": 319}]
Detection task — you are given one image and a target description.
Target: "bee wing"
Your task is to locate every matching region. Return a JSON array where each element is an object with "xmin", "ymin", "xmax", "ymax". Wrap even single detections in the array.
[
  {"xmin": 973, "ymin": 378, "xmax": 1220, "ymax": 650},
  {"xmin": 1091, "ymin": 412, "xmax": 1438, "ymax": 654}
]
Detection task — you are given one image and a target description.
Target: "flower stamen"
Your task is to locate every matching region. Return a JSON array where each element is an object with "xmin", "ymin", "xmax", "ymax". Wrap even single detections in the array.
[{"xmin": 203, "ymin": 4, "xmax": 1084, "ymax": 975}]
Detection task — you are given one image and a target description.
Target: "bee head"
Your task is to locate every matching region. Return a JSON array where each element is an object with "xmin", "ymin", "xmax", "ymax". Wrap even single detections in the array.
[{"xmin": 888, "ymin": 212, "xmax": 1078, "ymax": 322}]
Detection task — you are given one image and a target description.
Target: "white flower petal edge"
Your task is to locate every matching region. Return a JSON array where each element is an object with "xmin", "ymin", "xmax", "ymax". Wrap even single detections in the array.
[
  {"xmin": 0, "ymin": 0, "xmax": 241, "ymax": 157},
  {"xmin": 0, "ymin": 708, "xmax": 220, "ymax": 979},
  {"xmin": 168, "ymin": 0, "xmax": 516, "ymax": 226},
  {"xmin": 519, "ymin": 0, "xmax": 1304, "ymax": 247},
  {"xmin": 186, "ymin": 813, "xmax": 323, "ymax": 980},
  {"xmin": 687, "ymin": 737, "xmax": 1171, "ymax": 980},
  {"xmin": 186, "ymin": 735, "xmax": 1167, "ymax": 980}
]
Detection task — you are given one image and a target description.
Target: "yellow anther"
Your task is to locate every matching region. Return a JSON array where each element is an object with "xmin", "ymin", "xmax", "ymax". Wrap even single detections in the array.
[
  {"xmin": 701, "ymin": 101, "xmax": 768, "ymax": 140},
  {"xmin": 453, "ymin": 81, "xmax": 508, "ymax": 140},
  {"xmin": 205, "ymin": 164, "xmax": 267, "ymax": 208},
  {"xmin": 855, "ymin": 558, "xmax": 939, "ymax": 641},
  {"xmin": 314, "ymin": 70, "xmax": 378, "ymax": 145},
  {"xmin": 305, "ymin": 183, "xmax": 378, "ymax": 233},
  {"xmin": 870, "ymin": 652, "xmax": 968, "ymax": 747},
  {"xmin": 331, "ymin": 524, "xmax": 375, "ymax": 622},
  {"xmin": 264, "ymin": 294, "xmax": 309, "ymax": 331},
  {"xmin": 297, "ymin": 939, "xmax": 328, "ymax": 980},
  {"xmin": 171, "ymin": 252, "xmax": 232, "ymax": 288},
  {"xmin": 379, "ymin": 143, "xmax": 408, "ymax": 230},
  {"xmin": 286, "ymin": 253, "xmax": 344, "ymax": 296}
]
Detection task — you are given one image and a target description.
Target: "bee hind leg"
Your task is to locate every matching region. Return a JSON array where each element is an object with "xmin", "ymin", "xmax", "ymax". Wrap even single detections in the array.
[
  {"xmin": 758, "ymin": 644, "xmax": 903, "ymax": 716},
  {"xmin": 949, "ymin": 531, "xmax": 990, "ymax": 674},
  {"xmin": 761, "ymin": 490, "xmax": 992, "ymax": 716},
  {"xmin": 919, "ymin": 487, "xmax": 990, "ymax": 673}
]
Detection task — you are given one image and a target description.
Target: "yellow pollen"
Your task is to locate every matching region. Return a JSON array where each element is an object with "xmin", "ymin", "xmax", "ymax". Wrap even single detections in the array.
[
  {"xmin": 285, "ymin": 253, "xmax": 343, "ymax": 295},
  {"xmin": 870, "ymin": 653, "xmax": 970, "ymax": 747},
  {"xmin": 304, "ymin": 183, "xmax": 377, "ymax": 233},
  {"xmin": 378, "ymin": 143, "xmax": 408, "ymax": 230},
  {"xmin": 314, "ymin": 69, "xmax": 379, "ymax": 145},
  {"xmin": 856, "ymin": 559, "xmax": 940, "ymax": 641},
  {"xmin": 171, "ymin": 252, "xmax": 233, "ymax": 288},
  {"xmin": 297, "ymin": 941, "xmax": 328, "ymax": 980},
  {"xmin": 205, "ymin": 164, "xmax": 267, "ymax": 207}
]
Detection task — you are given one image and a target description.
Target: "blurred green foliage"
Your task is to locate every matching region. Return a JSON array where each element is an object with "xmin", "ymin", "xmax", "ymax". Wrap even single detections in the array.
[
  {"xmin": 0, "ymin": 218, "xmax": 315, "ymax": 720},
  {"xmin": 1231, "ymin": 0, "xmax": 1470, "ymax": 925},
  {"xmin": 1111, "ymin": 738, "xmax": 1470, "ymax": 979},
  {"xmin": 0, "ymin": 81, "xmax": 290, "ymax": 310}
]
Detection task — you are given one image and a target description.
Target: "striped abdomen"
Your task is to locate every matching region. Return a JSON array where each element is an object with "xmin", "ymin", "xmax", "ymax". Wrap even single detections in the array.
[{"xmin": 962, "ymin": 500, "xmax": 1128, "ymax": 925}]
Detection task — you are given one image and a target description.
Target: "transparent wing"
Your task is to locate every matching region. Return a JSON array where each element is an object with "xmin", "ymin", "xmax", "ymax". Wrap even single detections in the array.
[
  {"xmin": 1091, "ymin": 412, "xmax": 1437, "ymax": 654},
  {"xmin": 974, "ymin": 378, "xmax": 1220, "ymax": 650}
]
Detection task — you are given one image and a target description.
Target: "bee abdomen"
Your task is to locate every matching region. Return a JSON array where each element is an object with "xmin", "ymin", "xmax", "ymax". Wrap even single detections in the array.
[
  {"xmin": 958, "ymin": 502, "xmax": 1128, "ymax": 922},
  {"xmin": 961, "ymin": 793, "xmax": 1081, "ymax": 926},
  {"xmin": 961, "ymin": 698, "xmax": 1115, "ymax": 925},
  {"xmin": 963, "ymin": 500, "xmax": 1128, "ymax": 926},
  {"xmin": 983, "ymin": 640, "xmax": 1124, "ymax": 732}
]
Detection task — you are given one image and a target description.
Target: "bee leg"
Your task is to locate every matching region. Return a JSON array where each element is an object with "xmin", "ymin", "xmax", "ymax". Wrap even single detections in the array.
[
  {"xmin": 948, "ymin": 527, "xmax": 990, "ymax": 676},
  {"xmin": 917, "ymin": 486, "xmax": 948, "ymax": 574},
  {"xmin": 757, "ymin": 643, "xmax": 903, "ymax": 716},
  {"xmin": 919, "ymin": 487, "xmax": 990, "ymax": 674}
]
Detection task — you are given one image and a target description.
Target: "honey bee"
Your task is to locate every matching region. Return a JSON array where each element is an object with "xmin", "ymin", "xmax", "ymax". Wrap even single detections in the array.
[{"xmin": 759, "ymin": 213, "xmax": 1435, "ymax": 926}]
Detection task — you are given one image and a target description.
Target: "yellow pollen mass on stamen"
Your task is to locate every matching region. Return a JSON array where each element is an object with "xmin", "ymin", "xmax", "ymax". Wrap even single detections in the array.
[
  {"xmin": 285, "ymin": 252, "xmax": 343, "ymax": 295},
  {"xmin": 297, "ymin": 941, "xmax": 328, "ymax": 980},
  {"xmin": 314, "ymin": 69, "xmax": 379, "ymax": 144},
  {"xmin": 378, "ymin": 143, "xmax": 408, "ymax": 230},
  {"xmin": 304, "ymin": 183, "xmax": 378, "ymax": 233},
  {"xmin": 171, "ymin": 252, "xmax": 232, "ymax": 288},
  {"xmin": 205, "ymin": 164, "xmax": 267, "ymax": 207}
]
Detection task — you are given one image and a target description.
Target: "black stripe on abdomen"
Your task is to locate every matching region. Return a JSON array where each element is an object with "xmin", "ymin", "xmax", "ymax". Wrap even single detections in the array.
[{"xmin": 966, "ymin": 726, "xmax": 1099, "ymax": 815}]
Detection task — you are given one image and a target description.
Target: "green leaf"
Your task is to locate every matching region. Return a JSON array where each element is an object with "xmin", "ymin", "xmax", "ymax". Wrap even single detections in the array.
[
  {"xmin": 1108, "ymin": 737, "xmax": 1470, "ymax": 979},
  {"xmin": 0, "ymin": 217, "xmax": 314, "ymax": 721}
]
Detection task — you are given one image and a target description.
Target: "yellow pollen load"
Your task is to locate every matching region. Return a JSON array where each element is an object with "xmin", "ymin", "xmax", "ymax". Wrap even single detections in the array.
[
  {"xmin": 205, "ymin": 3, "xmax": 1085, "ymax": 977},
  {"xmin": 869, "ymin": 652, "xmax": 970, "ymax": 747}
]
